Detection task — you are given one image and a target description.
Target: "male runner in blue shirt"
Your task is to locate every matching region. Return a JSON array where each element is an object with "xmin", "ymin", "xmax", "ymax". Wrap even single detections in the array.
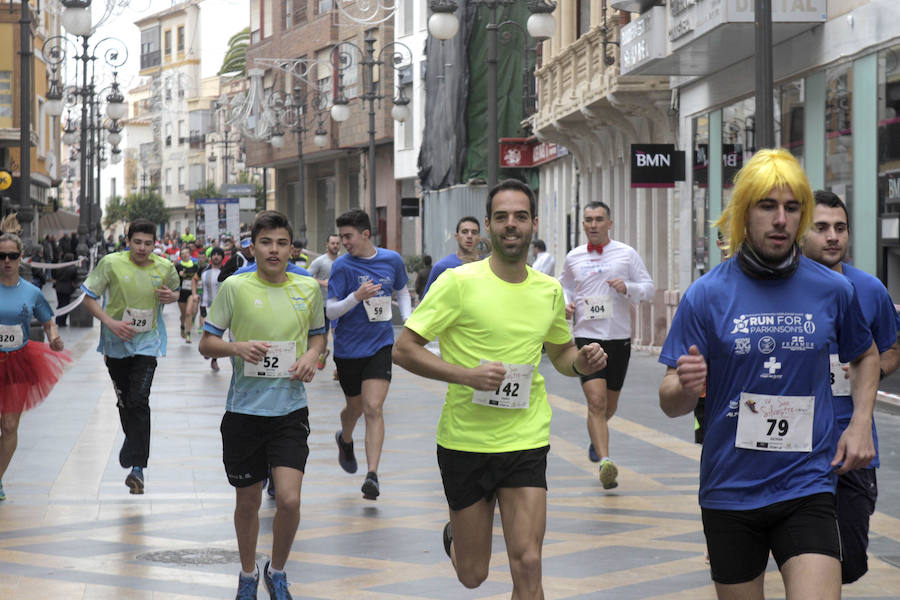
[
  {"xmin": 659, "ymin": 149, "xmax": 880, "ymax": 600},
  {"xmin": 802, "ymin": 190, "xmax": 900, "ymax": 584}
]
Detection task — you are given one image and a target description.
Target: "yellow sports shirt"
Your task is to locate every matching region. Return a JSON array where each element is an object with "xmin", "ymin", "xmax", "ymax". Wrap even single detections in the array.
[{"xmin": 405, "ymin": 259, "xmax": 571, "ymax": 453}]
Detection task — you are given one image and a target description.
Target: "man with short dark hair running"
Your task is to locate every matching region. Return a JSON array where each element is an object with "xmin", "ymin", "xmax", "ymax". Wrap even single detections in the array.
[
  {"xmin": 82, "ymin": 219, "xmax": 180, "ymax": 494},
  {"xmin": 328, "ymin": 209, "xmax": 411, "ymax": 500},
  {"xmin": 559, "ymin": 201, "xmax": 654, "ymax": 489},
  {"xmin": 802, "ymin": 190, "xmax": 900, "ymax": 584},
  {"xmin": 199, "ymin": 210, "xmax": 325, "ymax": 600},
  {"xmin": 420, "ymin": 216, "xmax": 481, "ymax": 299},
  {"xmin": 394, "ymin": 179, "xmax": 607, "ymax": 599}
]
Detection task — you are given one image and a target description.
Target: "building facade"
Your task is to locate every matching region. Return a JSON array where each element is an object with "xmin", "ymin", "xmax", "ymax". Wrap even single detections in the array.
[
  {"xmin": 244, "ymin": 0, "xmax": 403, "ymax": 252},
  {"xmin": 0, "ymin": 0, "xmax": 62, "ymax": 242}
]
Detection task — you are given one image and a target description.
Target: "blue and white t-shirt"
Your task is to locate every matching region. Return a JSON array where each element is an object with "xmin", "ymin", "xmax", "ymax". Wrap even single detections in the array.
[
  {"xmin": 0, "ymin": 279, "xmax": 54, "ymax": 352},
  {"xmin": 328, "ymin": 248, "xmax": 408, "ymax": 359},
  {"xmin": 830, "ymin": 263, "xmax": 900, "ymax": 469},
  {"xmin": 660, "ymin": 256, "xmax": 873, "ymax": 511}
]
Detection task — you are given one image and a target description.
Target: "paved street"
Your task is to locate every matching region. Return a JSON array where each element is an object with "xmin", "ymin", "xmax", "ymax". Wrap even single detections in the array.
[{"xmin": 1, "ymin": 303, "xmax": 900, "ymax": 599}]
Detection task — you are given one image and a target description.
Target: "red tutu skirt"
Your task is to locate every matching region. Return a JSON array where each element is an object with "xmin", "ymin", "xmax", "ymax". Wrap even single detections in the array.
[{"xmin": 0, "ymin": 341, "xmax": 72, "ymax": 414}]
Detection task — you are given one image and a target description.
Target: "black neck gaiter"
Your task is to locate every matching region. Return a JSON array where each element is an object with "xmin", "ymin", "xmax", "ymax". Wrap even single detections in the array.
[{"xmin": 736, "ymin": 242, "xmax": 800, "ymax": 280}]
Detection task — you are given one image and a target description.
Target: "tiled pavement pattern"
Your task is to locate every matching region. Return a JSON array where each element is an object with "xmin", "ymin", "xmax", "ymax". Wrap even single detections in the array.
[{"xmin": 1, "ymin": 305, "xmax": 900, "ymax": 599}]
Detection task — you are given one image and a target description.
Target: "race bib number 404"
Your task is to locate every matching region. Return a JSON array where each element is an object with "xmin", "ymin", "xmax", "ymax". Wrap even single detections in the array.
[
  {"xmin": 0, "ymin": 324, "xmax": 23, "ymax": 349},
  {"xmin": 735, "ymin": 392, "xmax": 814, "ymax": 452},
  {"xmin": 471, "ymin": 362, "xmax": 534, "ymax": 409},
  {"xmin": 583, "ymin": 296, "xmax": 613, "ymax": 320},
  {"xmin": 243, "ymin": 341, "xmax": 296, "ymax": 378}
]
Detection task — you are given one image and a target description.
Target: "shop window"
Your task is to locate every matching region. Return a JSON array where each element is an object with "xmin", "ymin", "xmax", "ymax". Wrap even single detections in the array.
[{"xmin": 825, "ymin": 63, "xmax": 853, "ymax": 214}]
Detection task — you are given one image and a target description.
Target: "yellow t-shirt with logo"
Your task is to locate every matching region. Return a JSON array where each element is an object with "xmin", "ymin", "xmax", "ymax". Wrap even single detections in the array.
[
  {"xmin": 204, "ymin": 271, "xmax": 325, "ymax": 415},
  {"xmin": 82, "ymin": 251, "xmax": 180, "ymax": 358},
  {"xmin": 404, "ymin": 259, "xmax": 571, "ymax": 453}
]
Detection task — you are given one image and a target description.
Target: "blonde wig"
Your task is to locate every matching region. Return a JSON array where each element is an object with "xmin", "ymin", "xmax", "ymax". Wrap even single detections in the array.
[{"xmin": 713, "ymin": 148, "xmax": 813, "ymax": 259}]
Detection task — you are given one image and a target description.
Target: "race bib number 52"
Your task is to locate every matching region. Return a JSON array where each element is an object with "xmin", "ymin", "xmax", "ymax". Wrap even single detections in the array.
[{"xmin": 244, "ymin": 341, "xmax": 296, "ymax": 378}]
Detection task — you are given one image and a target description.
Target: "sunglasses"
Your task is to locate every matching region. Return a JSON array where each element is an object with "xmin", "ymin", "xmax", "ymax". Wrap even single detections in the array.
[{"xmin": 0, "ymin": 252, "xmax": 21, "ymax": 261}]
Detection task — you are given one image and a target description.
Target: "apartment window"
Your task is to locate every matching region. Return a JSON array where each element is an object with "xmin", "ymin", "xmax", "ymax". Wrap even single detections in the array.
[
  {"xmin": 165, "ymin": 122, "xmax": 172, "ymax": 147},
  {"xmin": 577, "ymin": 0, "xmax": 591, "ymax": 39},
  {"xmin": 178, "ymin": 120, "xmax": 185, "ymax": 143},
  {"xmin": 189, "ymin": 163, "xmax": 205, "ymax": 190},
  {"xmin": 317, "ymin": 0, "xmax": 332, "ymax": 13},
  {"xmin": 401, "ymin": 84, "xmax": 413, "ymax": 149},
  {"xmin": 177, "ymin": 25, "xmax": 185, "ymax": 51},
  {"xmin": 165, "ymin": 168, "xmax": 172, "ymax": 193},
  {"xmin": 400, "ymin": 0, "xmax": 413, "ymax": 36},
  {"xmin": 164, "ymin": 29, "xmax": 172, "ymax": 55},
  {"xmin": 294, "ymin": 0, "xmax": 307, "ymax": 26},
  {"xmin": 317, "ymin": 47, "xmax": 333, "ymax": 106},
  {"xmin": 178, "ymin": 166, "xmax": 185, "ymax": 191},
  {"xmin": 139, "ymin": 27, "xmax": 161, "ymax": 69},
  {"xmin": 37, "ymin": 98, "xmax": 46, "ymax": 157},
  {"xmin": 338, "ymin": 41, "xmax": 359, "ymax": 100},
  {"xmin": 0, "ymin": 72, "xmax": 11, "ymax": 118}
]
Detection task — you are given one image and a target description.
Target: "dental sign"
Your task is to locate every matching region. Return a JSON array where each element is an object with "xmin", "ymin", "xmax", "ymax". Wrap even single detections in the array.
[
  {"xmin": 630, "ymin": 144, "xmax": 686, "ymax": 188},
  {"xmin": 668, "ymin": 0, "xmax": 826, "ymax": 50}
]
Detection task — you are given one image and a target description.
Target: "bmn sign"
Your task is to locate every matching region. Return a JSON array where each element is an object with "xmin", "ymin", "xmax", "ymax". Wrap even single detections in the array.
[{"xmin": 630, "ymin": 144, "xmax": 686, "ymax": 188}]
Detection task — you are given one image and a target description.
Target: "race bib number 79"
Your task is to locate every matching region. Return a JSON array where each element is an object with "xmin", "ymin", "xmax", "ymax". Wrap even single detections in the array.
[{"xmin": 735, "ymin": 392, "xmax": 814, "ymax": 452}]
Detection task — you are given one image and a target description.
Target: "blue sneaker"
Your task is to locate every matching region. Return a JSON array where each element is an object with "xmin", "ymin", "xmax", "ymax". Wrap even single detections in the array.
[
  {"xmin": 235, "ymin": 567, "xmax": 259, "ymax": 600},
  {"xmin": 263, "ymin": 560, "xmax": 293, "ymax": 599},
  {"xmin": 0, "ymin": 480, "xmax": 6, "ymax": 501},
  {"xmin": 125, "ymin": 466, "xmax": 144, "ymax": 494},
  {"xmin": 335, "ymin": 430, "xmax": 358, "ymax": 474},
  {"xmin": 588, "ymin": 443, "xmax": 600, "ymax": 463}
]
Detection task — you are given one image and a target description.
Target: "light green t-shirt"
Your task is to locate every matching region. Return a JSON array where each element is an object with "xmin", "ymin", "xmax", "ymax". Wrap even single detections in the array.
[
  {"xmin": 82, "ymin": 251, "xmax": 180, "ymax": 358},
  {"xmin": 404, "ymin": 259, "xmax": 571, "ymax": 453},
  {"xmin": 204, "ymin": 271, "xmax": 326, "ymax": 416}
]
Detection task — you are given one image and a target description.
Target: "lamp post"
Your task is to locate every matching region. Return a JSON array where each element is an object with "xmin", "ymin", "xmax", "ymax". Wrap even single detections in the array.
[
  {"xmin": 47, "ymin": 2, "xmax": 127, "ymax": 246},
  {"xmin": 428, "ymin": 0, "xmax": 556, "ymax": 188},
  {"xmin": 17, "ymin": 0, "xmax": 34, "ymax": 248},
  {"xmin": 329, "ymin": 34, "xmax": 412, "ymax": 245}
]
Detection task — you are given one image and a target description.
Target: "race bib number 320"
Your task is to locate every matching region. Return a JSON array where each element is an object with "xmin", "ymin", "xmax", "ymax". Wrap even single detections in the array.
[
  {"xmin": 735, "ymin": 392, "xmax": 814, "ymax": 452},
  {"xmin": 0, "ymin": 324, "xmax": 23, "ymax": 349},
  {"xmin": 471, "ymin": 362, "xmax": 534, "ymax": 409},
  {"xmin": 244, "ymin": 341, "xmax": 296, "ymax": 378}
]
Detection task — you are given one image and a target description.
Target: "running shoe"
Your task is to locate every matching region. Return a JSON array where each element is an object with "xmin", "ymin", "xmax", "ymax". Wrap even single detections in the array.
[
  {"xmin": 211, "ymin": 358, "xmax": 220, "ymax": 372},
  {"xmin": 185, "ymin": 332, "xmax": 192, "ymax": 344},
  {"xmin": 588, "ymin": 443, "xmax": 600, "ymax": 463},
  {"xmin": 235, "ymin": 566, "xmax": 259, "ymax": 600},
  {"xmin": 317, "ymin": 349, "xmax": 330, "ymax": 370},
  {"xmin": 362, "ymin": 471, "xmax": 379, "ymax": 500},
  {"xmin": 126, "ymin": 466, "xmax": 145, "ymax": 494},
  {"xmin": 0, "ymin": 480, "xmax": 6, "ymax": 501},
  {"xmin": 180, "ymin": 325, "xmax": 185, "ymax": 339},
  {"xmin": 335, "ymin": 430, "xmax": 358, "ymax": 473},
  {"xmin": 599, "ymin": 459, "xmax": 618, "ymax": 490},
  {"xmin": 442, "ymin": 521, "xmax": 452, "ymax": 558},
  {"xmin": 263, "ymin": 560, "xmax": 293, "ymax": 600}
]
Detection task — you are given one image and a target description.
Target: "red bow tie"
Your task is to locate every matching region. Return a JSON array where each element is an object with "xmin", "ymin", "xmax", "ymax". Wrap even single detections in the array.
[{"xmin": 587, "ymin": 243, "xmax": 604, "ymax": 254}]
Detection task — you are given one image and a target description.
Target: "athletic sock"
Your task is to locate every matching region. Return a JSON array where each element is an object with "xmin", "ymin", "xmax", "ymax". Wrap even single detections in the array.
[
  {"xmin": 600, "ymin": 456, "xmax": 611, "ymax": 464},
  {"xmin": 241, "ymin": 569, "xmax": 257, "ymax": 579}
]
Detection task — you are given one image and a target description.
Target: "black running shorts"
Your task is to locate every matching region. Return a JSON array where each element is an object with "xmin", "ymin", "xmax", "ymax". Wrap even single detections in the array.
[
  {"xmin": 437, "ymin": 445, "xmax": 549, "ymax": 512},
  {"xmin": 836, "ymin": 468, "xmax": 877, "ymax": 584},
  {"xmin": 574, "ymin": 338, "xmax": 631, "ymax": 391},
  {"xmin": 334, "ymin": 344, "xmax": 393, "ymax": 397},
  {"xmin": 220, "ymin": 407, "xmax": 310, "ymax": 488},
  {"xmin": 701, "ymin": 492, "xmax": 841, "ymax": 584}
]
